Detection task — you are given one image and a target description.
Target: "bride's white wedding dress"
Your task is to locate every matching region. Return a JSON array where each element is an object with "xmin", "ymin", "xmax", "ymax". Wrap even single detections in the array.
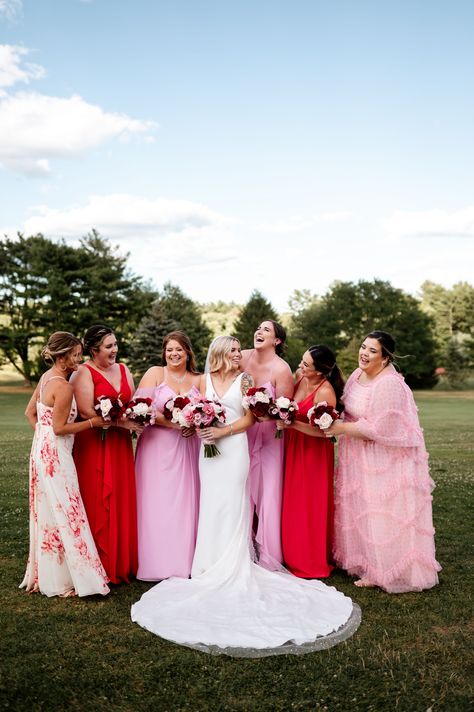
[{"xmin": 131, "ymin": 373, "xmax": 360, "ymax": 657}]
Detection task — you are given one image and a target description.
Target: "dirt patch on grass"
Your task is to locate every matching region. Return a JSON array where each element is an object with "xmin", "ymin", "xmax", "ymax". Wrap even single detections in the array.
[{"xmin": 0, "ymin": 386, "xmax": 34, "ymax": 394}]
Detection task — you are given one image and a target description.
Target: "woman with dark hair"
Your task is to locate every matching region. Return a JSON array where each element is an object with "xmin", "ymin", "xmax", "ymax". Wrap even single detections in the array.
[
  {"xmin": 325, "ymin": 331, "xmax": 441, "ymax": 592},
  {"xmin": 133, "ymin": 331, "xmax": 201, "ymax": 580},
  {"xmin": 21, "ymin": 332, "xmax": 109, "ymax": 597},
  {"xmin": 280, "ymin": 345, "xmax": 344, "ymax": 578},
  {"xmin": 72, "ymin": 325, "xmax": 140, "ymax": 584},
  {"xmin": 241, "ymin": 320, "xmax": 294, "ymax": 567}
]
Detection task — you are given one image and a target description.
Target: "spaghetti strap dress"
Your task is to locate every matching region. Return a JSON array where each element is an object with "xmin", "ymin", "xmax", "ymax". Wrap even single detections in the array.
[
  {"xmin": 20, "ymin": 376, "xmax": 109, "ymax": 597},
  {"xmin": 74, "ymin": 363, "xmax": 138, "ymax": 584},
  {"xmin": 281, "ymin": 380, "xmax": 334, "ymax": 578}
]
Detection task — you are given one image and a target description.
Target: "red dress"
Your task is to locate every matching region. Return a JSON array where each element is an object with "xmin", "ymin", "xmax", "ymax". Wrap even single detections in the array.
[
  {"xmin": 74, "ymin": 363, "xmax": 138, "ymax": 584},
  {"xmin": 281, "ymin": 382, "xmax": 334, "ymax": 578}
]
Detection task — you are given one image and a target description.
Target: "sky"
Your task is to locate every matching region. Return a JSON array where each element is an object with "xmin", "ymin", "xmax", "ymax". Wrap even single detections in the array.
[{"xmin": 0, "ymin": 0, "xmax": 473, "ymax": 311}]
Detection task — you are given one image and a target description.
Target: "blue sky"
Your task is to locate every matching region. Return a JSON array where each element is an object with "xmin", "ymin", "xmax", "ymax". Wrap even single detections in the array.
[{"xmin": 1, "ymin": 0, "xmax": 473, "ymax": 310}]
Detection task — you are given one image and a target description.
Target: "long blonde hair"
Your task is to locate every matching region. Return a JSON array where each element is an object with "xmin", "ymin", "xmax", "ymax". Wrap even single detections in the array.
[{"xmin": 206, "ymin": 336, "xmax": 240, "ymax": 375}]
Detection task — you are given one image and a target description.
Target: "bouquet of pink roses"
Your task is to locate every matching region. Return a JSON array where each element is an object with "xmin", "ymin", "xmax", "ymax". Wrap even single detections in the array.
[
  {"xmin": 242, "ymin": 386, "xmax": 273, "ymax": 418},
  {"xmin": 94, "ymin": 394, "xmax": 124, "ymax": 440},
  {"xmin": 268, "ymin": 396, "xmax": 299, "ymax": 438},
  {"xmin": 182, "ymin": 395, "xmax": 226, "ymax": 457},
  {"xmin": 307, "ymin": 401, "xmax": 339, "ymax": 442}
]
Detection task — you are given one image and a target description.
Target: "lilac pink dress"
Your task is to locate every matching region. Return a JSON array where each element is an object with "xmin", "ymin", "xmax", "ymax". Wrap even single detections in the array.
[
  {"xmin": 281, "ymin": 380, "xmax": 334, "ymax": 578},
  {"xmin": 74, "ymin": 363, "xmax": 138, "ymax": 584},
  {"xmin": 247, "ymin": 380, "xmax": 284, "ymax": 566},
  {"xmin": 20, "ymin": 376, "xmax": 110, "ymax": 597},
  {"xmin": 134, "ymin": 384, "xmax": 200, "ymax": 580},
  {"xmin": 334, "ymin": 366, "xmax": 441, "ymax": 593}
]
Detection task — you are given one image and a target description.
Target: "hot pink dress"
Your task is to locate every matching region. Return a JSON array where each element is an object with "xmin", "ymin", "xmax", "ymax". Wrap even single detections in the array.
[
  {"xmin": 134, "ymin": 384, "xmax": 200, "ymax": 580},
  {"xmin": 334, "ymin": 367, "xmax": 441, "ymax": 592},
  {"xmin": 247, "ymin": 382, "xmax": 284, "ymax": 566}
]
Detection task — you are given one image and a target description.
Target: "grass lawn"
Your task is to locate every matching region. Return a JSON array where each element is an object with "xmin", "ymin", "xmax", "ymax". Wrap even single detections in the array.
[{"xmin": 0, "ymin": 389, "xmax": 472, "ymax": 711}]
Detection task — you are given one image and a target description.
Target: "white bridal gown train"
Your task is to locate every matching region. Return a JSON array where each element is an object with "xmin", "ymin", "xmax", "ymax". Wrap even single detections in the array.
[{"xmin": 131, "ymin": 374, "xmax": 360, "ymax": 656}]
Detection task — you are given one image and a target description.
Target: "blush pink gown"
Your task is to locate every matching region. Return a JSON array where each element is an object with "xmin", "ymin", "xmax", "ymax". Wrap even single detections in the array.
[
  {"xmin": 134, "ymin": 384, "xmax": 200, "ymax": 580},
  {"xmin": 247, "ymin": 382, "xmax": 284, "ymax": 567},
  {"xmin": 334, "ymin": 367, "xmax": 441, "ymax": 593}
]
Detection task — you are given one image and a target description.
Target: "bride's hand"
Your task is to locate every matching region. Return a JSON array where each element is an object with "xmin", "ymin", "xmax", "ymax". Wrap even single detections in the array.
[{"xmin": 198, "ymin": 426, "xmax": 217, "ymax": 443}]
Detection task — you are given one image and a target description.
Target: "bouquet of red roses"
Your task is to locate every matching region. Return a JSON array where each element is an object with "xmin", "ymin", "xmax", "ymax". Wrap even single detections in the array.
[
  {"xmin": 180, "ymin": 395, "xmax": 226, "ymax": 457},
  {"xmin": 94, "ymin": 394, "xmax": 124, "ymax": 440},
  {"xmin": 123, "ymin": 397, "xmax": 153, "ymax": 426},
  {"xmin": 307, "ymin": 401, "xmax": 339, "ymax": 442},
  {"xmin": 268, "ymin": 396, "xmax": 299, "ymax": 438},
  {"xmin": 242, "ymin": 386, "xmax": 273, "ymax": 418}
]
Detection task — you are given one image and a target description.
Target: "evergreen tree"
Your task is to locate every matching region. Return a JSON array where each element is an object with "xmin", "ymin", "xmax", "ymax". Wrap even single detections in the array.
[
  {"xmin": 128, "ymin": 283, "xmax": 212, "ymax": 377},
  {"xmin": 292, "ymin": 279, "xmax": 438, "ymax": 388},
  {"xmin": 233, "ymin": 290, "xmax": 279, "ymax": 350},
  {"xmin": 0, "ymin": 232, "xmax": 156, "ymax": 382}
]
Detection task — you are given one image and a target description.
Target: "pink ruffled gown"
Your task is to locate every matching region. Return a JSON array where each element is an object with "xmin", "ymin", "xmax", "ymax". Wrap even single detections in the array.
[
  {"xmin": 134, "ymin": 384, "xmax": 200, "ymax": 580},
  {"xmin": 247, "ymin": 382, "xmax": 284, "ymax": 566},
  {"xmin": 334, "ymin": 367, "xmax": 441, "ymax": 593}
]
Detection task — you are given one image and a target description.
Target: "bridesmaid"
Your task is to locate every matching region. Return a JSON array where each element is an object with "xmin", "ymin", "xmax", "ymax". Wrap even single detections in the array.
[
  {"xmin": 280, "ymin": 345, "xmax": 344, "ymax": 578},
  {"xmin": 326, "ymin": 331, "xmax": 441, "ymax": 592},
  {"xmin": 21, "ymin": 332, "xmax": 109, "ymax": 597},
  {"xmin": 134, "ymin": 331, "xmax": 201, "ymax": 580},
  {"xmin": 241, "ymin": 320, "xmax": 294, "ymax": 566},
  {"xmin": 72, "ymin": 325, "xmax": 140, "ymax": 584}
]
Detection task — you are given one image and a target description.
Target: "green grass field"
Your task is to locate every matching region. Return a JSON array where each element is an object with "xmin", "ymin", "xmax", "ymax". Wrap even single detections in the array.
[{"xmin": 0, "ymin": 389, "xmax": 472, "ymax": 712}]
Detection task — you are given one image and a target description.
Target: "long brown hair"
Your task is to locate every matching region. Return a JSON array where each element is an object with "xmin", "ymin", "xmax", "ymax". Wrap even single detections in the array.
[{"xmin": 308, "ymin": 344, "xmax": 345, "ymax": 412}]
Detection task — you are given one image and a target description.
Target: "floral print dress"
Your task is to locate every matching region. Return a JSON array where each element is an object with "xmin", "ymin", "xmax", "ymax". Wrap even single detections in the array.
[{"xmin": 20, "ymin": 377, "xmax": 110, "ymax": 597}]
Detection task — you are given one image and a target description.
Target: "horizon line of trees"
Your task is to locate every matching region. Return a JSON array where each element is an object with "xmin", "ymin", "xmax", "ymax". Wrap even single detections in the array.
[{"xmin": 1, "ymin": 232, "xmax": 473, "ymax": 388}]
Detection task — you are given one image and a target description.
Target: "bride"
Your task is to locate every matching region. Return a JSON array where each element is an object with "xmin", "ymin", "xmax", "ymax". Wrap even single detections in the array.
[{"xmin": 131, "ymin": 336, "xmax": 360, "ymax": 656}]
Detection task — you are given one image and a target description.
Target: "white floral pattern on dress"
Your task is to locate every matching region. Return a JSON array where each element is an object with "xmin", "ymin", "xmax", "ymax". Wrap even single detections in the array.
[{"xmin": 20, "ymin": 387, "xmax": 110, "ymax": 597}]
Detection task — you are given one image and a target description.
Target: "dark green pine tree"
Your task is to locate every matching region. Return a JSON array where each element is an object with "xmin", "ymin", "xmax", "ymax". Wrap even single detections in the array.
[
  {"xmin": 127, "ymin": 283, "xmax": 212, "ymax": 378},
  {"xmin": 233, "ymin": 290, "xmax": 279, "ymax": 350}
]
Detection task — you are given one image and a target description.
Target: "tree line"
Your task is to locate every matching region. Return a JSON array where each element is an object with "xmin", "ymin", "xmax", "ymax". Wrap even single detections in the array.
[{"xmin": 1, "ymin": 233, "xmax": 472, "ymax": 388}]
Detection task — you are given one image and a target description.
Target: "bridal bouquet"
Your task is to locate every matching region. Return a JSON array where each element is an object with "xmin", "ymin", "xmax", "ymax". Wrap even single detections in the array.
[
  {"xmin": 163, "ymin": 395, "xmax": 192, "ymax": 427},
  {"xmin": 268, "ymin": 396, "xmax": 299, "ymax": 438},
  {"xmin": 94, "ymin": 395, "xmax": 124, "ymax": 440},
  {"xmin": 182, "ymin": 396, "xmax": 226, "ymax": 458},
  {"xmin": 307, "ymin": 401, "xmax": 339, "ymax": 443},
  {"xmin": 242, "ymin": 386, "xmax": 273, "ymax": 418}
]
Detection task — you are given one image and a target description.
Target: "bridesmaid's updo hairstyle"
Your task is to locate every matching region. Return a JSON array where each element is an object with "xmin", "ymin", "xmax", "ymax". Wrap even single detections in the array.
[
  {"xmin": 365, "ymin": 331, "xmax": 396, "ymax": 365},
  {"xmin": 308, "ymin": 344, "xmax": 345, "ymax": 412},
  {"xmin": 267, "ymin": 320, "xmax": 287, "ymax": 356},
  {"xmin": 41, "ymin": 332, "xmax": 82, "ymax": 366},
  {"xmin": 83, "ymin": 325, "xmax": 114, "ymax": 357},
  {"xmin": 207, "ymin": 336, "xmax": 240, "ymax": 374},
  {"xmin": 162, "ymin": 331, "xmax": 198, "ymax": 374}
]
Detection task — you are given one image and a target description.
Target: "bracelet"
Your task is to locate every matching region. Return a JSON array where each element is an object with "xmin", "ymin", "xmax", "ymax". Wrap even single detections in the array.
[
  {"xmin": 229, "ymin": 423, "xmax": 234, "ymax": 436},
  {"xmin": 88, "ymin": 419, "xmax": 93, "ymax": 429}
]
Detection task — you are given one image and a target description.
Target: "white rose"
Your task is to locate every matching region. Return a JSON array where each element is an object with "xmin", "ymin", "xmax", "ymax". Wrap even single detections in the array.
[
  {"xmin": 275, "ymin": 396, "xmax": 290, "ymax": 409},
  {"xmin": 316, "ymin": 412, "xmax": 334, "ymax": 430},
  {"xmin": 99, "ymin": 398, "xmax": 113, "ymax": 417},
  {"xmin": 255, "ymin": 391, "xmax": 270, "ymax": 403},
  {"xmin": 133, "ymin": 402, "xmax": 149, "ymax": 416}
]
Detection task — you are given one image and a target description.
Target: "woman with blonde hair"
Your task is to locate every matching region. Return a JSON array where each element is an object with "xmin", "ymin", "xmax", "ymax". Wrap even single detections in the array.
[{"xmin": 21, "ymin": 332, "xmax": 109, "ymax": 597}]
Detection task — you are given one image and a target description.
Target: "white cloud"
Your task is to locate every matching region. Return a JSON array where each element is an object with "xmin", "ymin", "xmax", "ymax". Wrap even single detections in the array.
[
  {"xmin": 0, "ymin": 44, "xmax": 45, "ymax": 88},
  {"xmin": 382, "ymin": 207, "xmax": 474, "ymax": 239},
  {"xmin": 18, "ymin": 193, "xmax": 237, "ymax": 277},
  {"xmin": 256, "ymin": 212, "xmax": 352, "ymax": 234},
  {"xmin": 0, "ymin": 92, "xmax": 157, "ymax": 175},
  {"xmin": 0, "ymin": 0, "xmax": 22, "ymax": 23}
]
